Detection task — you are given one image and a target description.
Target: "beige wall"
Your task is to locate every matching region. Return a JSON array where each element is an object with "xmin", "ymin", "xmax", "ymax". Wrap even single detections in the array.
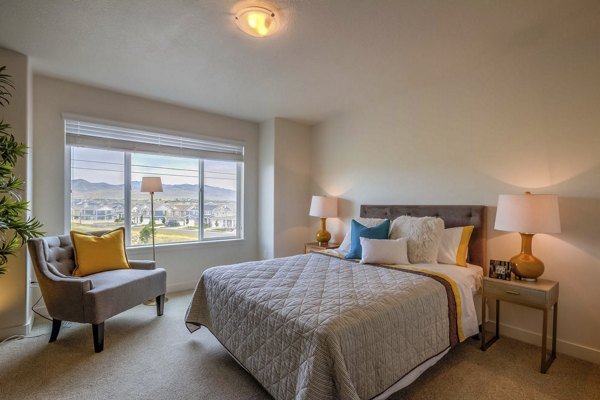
[
  {"xmin": 272, "ymin": 118, "xmax": 312, "ymax": 257},
  {"xmin": 0, "ymin": 48, "xmax": 33, "ymax": 338},
  {"xmin": 311, "ymin": 18, "xmax": 600, "ymax": 363},
  {"xmin": 32, "ymin": 75, "xmax": 259, "ymax": 292},
  {"xmin": 259, "ymin": 118, "xmax": 312, "ymax": 259},
  {"xmin": 258, "ymin": 120, "xmax": 275, "ymax": 259}
]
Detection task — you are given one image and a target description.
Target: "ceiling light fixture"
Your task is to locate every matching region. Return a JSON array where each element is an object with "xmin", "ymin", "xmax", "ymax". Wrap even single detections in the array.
[{"xmin": 234, "ymin": 6, "xmax": 278, "ymax": 38}]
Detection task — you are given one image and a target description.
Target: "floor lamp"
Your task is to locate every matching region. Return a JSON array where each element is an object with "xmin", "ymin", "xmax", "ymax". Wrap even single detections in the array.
[
  {"xmin": 141, "ymin": 177, "xmax": 167, "ymax": 305},
  {"xmin": 141, "ymin": 176, "xmax": 163, "ymax": 260}
]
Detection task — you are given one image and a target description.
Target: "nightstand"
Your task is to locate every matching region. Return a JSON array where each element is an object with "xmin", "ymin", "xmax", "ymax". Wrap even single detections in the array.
[
  {"xmin": 304, "ymin": 242, "xmax": 340, "ymax": 254},
  {"xmin": 481, "ymin": 277, "xmax": 559, "ymax": 373}
]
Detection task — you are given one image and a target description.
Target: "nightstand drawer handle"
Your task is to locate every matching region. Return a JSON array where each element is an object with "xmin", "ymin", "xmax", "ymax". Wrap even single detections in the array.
[{"xmin": 505, "ymin": 290, "xmax": 520, "ymax": 295}]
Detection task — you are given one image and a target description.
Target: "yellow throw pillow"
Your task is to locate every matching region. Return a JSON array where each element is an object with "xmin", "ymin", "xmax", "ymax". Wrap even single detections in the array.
[
  {"xmin": 71, "ymin": 228, "xmax": 130, "ymax": 277},
  {"xmin": 437, "ymin": 226, "xmax": 475, "ymax": 267}
]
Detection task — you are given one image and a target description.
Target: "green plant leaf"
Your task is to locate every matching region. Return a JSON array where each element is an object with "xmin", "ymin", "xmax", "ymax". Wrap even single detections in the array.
[
  {"xmin": 0, "ymin": 65, "xmax": 45, "ymax": 273},
  {"xmin": 0, "ymin": 66, "xmax": 15, "ymax": 107}
]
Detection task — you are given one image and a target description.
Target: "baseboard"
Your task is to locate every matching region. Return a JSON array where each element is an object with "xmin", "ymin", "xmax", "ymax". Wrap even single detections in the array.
[
  {"xmin": 488, "ymin": 321, "xmax": 600, "ymax": 364},
  {"xmin": 167, "ymin": 281, "xmax": 196, "ymax": 294},
  {"xmin": 0, "ymin": 314, "xmax": 33, "ymax": 340},
  {"xmin": 32, "ymin": 305, "xmax": 51, "ymax": 321}
]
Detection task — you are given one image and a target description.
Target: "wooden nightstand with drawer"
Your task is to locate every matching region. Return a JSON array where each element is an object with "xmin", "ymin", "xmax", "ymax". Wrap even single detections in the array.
[
  {"xmin": 304, "ymin": 242, "xmax": 340, "ymax": 254},
  {"xmin": 481, "ymin": 277, "xmax": 559, "ymax": 373}
]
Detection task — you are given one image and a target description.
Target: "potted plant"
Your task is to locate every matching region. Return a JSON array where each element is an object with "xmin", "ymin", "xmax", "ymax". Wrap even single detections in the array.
[{"xmin": 0, "ymin": 65, "xmax": 43, "ymax": 274}]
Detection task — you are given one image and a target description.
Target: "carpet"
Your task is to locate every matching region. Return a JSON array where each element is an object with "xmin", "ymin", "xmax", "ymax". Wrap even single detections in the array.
[{"xmin": 0, "ymin": 291, "xmax": 598, "ymax": 400}]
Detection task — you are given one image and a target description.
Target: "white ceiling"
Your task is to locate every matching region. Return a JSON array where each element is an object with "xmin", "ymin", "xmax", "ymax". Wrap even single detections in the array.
[{"xmin": 0, "ymin": 0, "xmax": 597, "ymax": 124}]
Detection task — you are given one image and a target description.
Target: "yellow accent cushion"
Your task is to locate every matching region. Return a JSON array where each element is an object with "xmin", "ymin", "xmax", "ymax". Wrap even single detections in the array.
[
  {"xmin": 437, "ymin": 226, "xmax": 475, "ymax": 267},
  {"xmin": 71, "ymin": 228, "xmax": 130, "ymax": 277}
]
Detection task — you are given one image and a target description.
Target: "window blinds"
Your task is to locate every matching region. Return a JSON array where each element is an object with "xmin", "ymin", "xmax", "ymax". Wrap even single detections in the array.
[{"xmin": 64, "ymin": 116, "xmax": 244, "ymax": 162}]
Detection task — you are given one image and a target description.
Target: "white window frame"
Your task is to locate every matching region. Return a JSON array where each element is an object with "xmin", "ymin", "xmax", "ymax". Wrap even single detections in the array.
[{"xmin": 63, "ymin": 114, "xmax": 244, "ymax": 248}]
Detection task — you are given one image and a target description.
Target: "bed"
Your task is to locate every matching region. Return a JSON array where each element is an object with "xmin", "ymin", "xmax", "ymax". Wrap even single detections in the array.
[{"xmin": 185, "ymin": 205, "xmax": 487, "ymax": 400}]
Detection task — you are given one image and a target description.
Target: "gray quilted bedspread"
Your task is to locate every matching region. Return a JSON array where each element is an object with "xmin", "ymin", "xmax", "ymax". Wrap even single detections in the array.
[{"xmin": 185, "ymin": 252, "xmax": 458, "ymax": 400}]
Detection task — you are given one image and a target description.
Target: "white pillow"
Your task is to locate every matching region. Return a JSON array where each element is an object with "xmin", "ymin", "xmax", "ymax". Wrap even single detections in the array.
[
  {"xmin": 337, "ymin": 217, "xmax": 387, "ymax": 254},
  {"xmin": 389, "ymin": 216, "xmax": 445, "ymax": 263},
  {"xmin": 360, "ymin": 237, "xmax": 409, "ymax": 265},
  {"xmin": 438, "ymin": 226, "xmax": 474, "ymax": 267}
]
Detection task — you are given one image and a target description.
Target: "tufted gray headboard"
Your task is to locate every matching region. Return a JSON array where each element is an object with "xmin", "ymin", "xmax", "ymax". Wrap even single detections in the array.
[{"xmin": 360, "ymin": 205, "xmax": 487, "ymax": 268}]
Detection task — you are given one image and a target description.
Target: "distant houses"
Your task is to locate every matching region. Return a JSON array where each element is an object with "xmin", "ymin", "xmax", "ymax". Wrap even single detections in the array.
[
  {"xmin": 203, "ymin": 203, "xmax": 236, "ymax": 229},
  {"xmin": 72, "ymin": 201, "xmax": 124, "ymax": 222},
  {"xmin": 72, "ymin": 199, "xmax": 236, "ymax": 230}
]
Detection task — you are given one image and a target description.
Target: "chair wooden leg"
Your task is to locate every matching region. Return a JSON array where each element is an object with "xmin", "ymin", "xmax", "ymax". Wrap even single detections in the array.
[
  {"xmin": 49, "ymin": 319, "xmax": 61, "ymax": 343},
  {"xmin": 92, "ymin": 323, "xmax": 104, "ymax": 353},
  {"xmin": 156, "ymin": 294, "xmax": 165, "ymax": 316}
]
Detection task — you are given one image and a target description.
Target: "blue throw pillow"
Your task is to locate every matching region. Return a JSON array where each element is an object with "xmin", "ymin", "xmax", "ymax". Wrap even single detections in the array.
[{"xmin": 345, "ymin": 219, "xmax": 391, "ymax": 259}]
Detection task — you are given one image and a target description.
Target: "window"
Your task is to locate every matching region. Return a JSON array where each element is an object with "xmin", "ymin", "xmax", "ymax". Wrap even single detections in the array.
[
  {"xmin": 71, "ymin": 147, "xmax": 125, "ymax": 233},
  {"xmin": 130, "ymin": 153, "xmax": 200, "ymax": 245},
  {"xmin": 66, "ymin": 116, "xmax": 243, "ymax": 246},
  {"xmin": 203, "ymin": 160, "xmax": 239, "ymax": 239}
]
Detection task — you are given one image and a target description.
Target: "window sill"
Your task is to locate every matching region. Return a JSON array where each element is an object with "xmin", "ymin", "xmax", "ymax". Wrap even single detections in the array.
[{"xmin": 125, "ymin": 238, "xmax": 245, "ymax": 255}]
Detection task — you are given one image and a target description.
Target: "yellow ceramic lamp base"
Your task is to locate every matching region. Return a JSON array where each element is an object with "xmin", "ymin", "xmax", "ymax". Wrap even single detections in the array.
[
  {"xmin": 315, "ymin": 218, "xmax": 331, "ymax": 244},
  {"xmin": 511, "ymin": 233, "xmax": 544, "ymax": 281}
]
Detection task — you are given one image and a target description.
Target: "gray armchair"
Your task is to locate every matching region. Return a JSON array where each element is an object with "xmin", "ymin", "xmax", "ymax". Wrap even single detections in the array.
[{"xmin": 28, "ymin": 234, "xmax": 167, "ymax": 353}]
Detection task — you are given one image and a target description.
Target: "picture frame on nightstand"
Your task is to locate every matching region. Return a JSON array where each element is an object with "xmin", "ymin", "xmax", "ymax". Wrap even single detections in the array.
[{"xmin": 489, "ymin": 259, "xmax": 512, "ymax": 280}]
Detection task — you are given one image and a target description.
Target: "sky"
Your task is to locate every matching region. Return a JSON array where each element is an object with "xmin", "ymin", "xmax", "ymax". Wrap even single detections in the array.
[{"xmin": 71, "ymin": 147, "xmax": 238, "ymax": 190}]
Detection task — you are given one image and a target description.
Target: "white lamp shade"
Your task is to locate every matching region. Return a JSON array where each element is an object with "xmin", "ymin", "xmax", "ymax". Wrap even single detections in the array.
[
  {"xmin": 495, "ymin": 193, "xmax": 561, "ymax": 234},
  {"xmin": 141, "ymin": 177, "xmax": 163, "ymax": 193},
  {"xmin": 309, "ymin": 196, "xmax": 338, "ymax": 218}
]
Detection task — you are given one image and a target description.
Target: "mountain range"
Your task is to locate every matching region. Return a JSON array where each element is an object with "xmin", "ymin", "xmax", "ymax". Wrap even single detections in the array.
[{"xmin": 71, "ymin": 179, "xmax": 236, "ymax": 201}]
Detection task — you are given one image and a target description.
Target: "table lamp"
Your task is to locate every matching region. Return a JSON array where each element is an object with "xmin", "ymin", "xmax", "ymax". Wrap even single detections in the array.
[
  {"xmin": 494, "ymin": 192, "xmax": 561, "ymax": 281},
  {"xmin": 309, "ymin": 195, "xmax": 338, "ymax": 245}
]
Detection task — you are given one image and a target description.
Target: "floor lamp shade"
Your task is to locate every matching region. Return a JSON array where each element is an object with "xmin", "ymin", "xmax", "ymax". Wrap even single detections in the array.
[
  {"xmin": 141, "ymin": 177, "xmax": 164, "ymax": 193},
  {"xmin": 309, "ymin": 196, "xmax": 338, "ymax": 244},
  {"xmin": 495, "ymin": 193, "xmax": 560, "ymax": 281}
]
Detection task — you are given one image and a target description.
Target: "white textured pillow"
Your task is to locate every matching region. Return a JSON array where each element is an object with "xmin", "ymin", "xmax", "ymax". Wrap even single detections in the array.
[
  {"xmin": 360, "ymin": 237, "xmax": 409, "ymax": 265},
  {"xmin": 337, "ymin": 217, "xmax": 387, "ymax": 254},
  {"xmin": 389, "ymin": 216, "xmax": 445, "ymax": 263},
  {"xmin": 438, "ymin": 226, "xmax": 474, "ymax": 267}
]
